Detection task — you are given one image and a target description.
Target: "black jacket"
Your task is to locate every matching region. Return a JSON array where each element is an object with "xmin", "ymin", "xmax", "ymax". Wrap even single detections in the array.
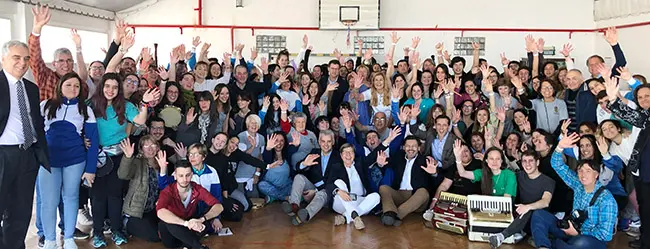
[
  {"xmin": 318, "ymin": 76, "xmax": 349, "ymax": 116},
  {"xmin": 206, "ymin": 149, "xmax": 266, "ymax": 194},
  {"xmin": 0, "ymin": 71, "xmax": 50, "ymax": 170},
  {"xmin": 385, "ymin": 153, "xmax": 434, "ymax": 193},
  {"xmin": 296, "ymin": 149, "xmax": 342, "ymax": 191},
  {"xmin": 326, "ymin": 158, "xmax": 374, "ymax": 198}
]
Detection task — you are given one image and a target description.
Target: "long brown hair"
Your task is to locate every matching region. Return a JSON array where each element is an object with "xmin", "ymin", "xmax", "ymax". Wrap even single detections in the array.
[
  {"xmin": 90, "ymin": 73, "xmax": 127, "ymax": 125},
  {"xmin": 43, "ymin": 72, "xmax": 89, "ymax": 121},
  {"xmin": 481, "ymin": 147, "xmax": 505, "ymax": 196},
  {"xmin": 370, "ymin": 72, "xmax": 390, "ymax": 106}
]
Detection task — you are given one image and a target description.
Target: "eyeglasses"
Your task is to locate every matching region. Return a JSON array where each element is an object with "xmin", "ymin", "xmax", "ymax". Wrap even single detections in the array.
[
  {"xmin": 90, "ymin": 66, "xmax": 104, "ymax": 71},
  {"xmin": 142, "ymin": 144, "xmax": 158, "ymax": 149},
  {"xmin": 126, "ymin": 79, "xmax": 139, "ymax": 86},
  {"xmin": 188, "ymin": 153, "xmax": 203, "ymax": 158},
  {"xmin": 374, "ymin": 117, "xmax": 386, "ymax": 121}
]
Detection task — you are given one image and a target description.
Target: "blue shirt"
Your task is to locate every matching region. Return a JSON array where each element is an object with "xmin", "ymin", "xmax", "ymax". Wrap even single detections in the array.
[
  {"xmin": 96, "ymin": 102, "xmax": 138, "ymax": 146},
  {"xmin": 431, "ymin": 131, "xmax": 449, "ymax": 167},
  {"xmin": 551, "ymin": 151, "xmax": 617, "ymax": 242},
  {"xmin": 321, "ymin": 151, "xmax": 332, "ymax": 176}
]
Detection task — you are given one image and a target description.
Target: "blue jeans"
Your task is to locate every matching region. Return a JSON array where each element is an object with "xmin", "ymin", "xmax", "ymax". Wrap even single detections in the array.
[
  {"xmin": 258, "ymin": 180, "xmax": 292, "ymax": 200},
  {"xmin": 35, "ymin": 174, "xmax": 63, "ymax": 237},
  {"xmin": 531, "ymin": 210, "xmax": 607, "ymax": 249},
  {"xmin": 38, "ymin": 161, "xmax": 85, "ymax": 241}
]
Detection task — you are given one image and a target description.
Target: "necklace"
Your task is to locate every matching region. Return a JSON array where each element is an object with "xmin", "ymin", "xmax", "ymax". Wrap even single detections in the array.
[{"xmin": 493, "ymin": 172, "xmax": 502, "ymax": 194}]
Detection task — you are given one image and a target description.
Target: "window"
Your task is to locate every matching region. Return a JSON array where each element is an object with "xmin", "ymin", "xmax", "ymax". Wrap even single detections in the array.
[
  {"xmin": 40, "ymin": 26, "xmax": 108, "ymax": 64},
  {"xmin": 0, "ymin": 18, "xmax": 10, "ymax": 48}
]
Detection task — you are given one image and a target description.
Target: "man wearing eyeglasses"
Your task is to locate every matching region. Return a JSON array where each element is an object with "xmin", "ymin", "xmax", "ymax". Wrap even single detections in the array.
[
  {"xmin": 86, "ymin": 61, "xmax": 106, "ymax": 98},
  {"xmin": 28, "ymin": 6, "xmax": 89, "ymax": 101}
]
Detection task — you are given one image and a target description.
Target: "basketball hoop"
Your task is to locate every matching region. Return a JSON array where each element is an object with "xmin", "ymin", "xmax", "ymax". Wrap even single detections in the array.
[{"xmin": 342, "ymin": 20, "xmax": 357, "ymax": 47}]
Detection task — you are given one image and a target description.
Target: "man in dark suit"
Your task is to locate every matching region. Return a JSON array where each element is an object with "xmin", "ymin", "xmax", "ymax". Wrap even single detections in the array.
[
  {"xmin": 319, "ymin": 60, "xmax": 349, "ymax": 116},
  {"xmin": 327, "ymin": 143, "xmax": 380, "ymax": 230},
  {"xmin": 378, "ymin": 135, "xmax": 438, "ymax": 227},
  {"xmin": 0, "ymin": 40, "xmax": 50, "ymax": 249},
  {"xmin": 422, "ymin": 115, "xmax": 457, "ymax": 173},
  {"xmin": 281, "ymin": 130, "xmax": 341, "ymax": 226}
]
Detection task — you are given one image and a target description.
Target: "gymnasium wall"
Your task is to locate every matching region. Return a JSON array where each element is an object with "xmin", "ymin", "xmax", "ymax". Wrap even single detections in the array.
[{"xmin": 117, "ymin": 0, "xmax": 601, "ymax": 74}]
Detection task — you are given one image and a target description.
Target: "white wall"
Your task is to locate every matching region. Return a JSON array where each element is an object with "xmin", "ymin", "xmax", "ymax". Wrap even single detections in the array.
[
  {"xmin": 596, "ymin": 14, "xmax": 650, "ymax": 77},
  {"xmin": 119, "ymin": 0, "xmax": 599, "ymax": 74},
  {"xmin": 0, "ymin": 1, "xmax": 112, "ymax": 80}
]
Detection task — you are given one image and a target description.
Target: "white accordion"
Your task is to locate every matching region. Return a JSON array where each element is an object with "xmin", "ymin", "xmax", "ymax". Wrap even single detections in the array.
[{"xmin": 467, "ymin": 195, "xmax": 517, "ymax": 244}]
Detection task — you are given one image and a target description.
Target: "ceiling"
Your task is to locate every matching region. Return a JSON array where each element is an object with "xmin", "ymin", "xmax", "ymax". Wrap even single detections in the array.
[{"xmin": 55, "ymin": 0, "xmax": 147, "ymax": 12}]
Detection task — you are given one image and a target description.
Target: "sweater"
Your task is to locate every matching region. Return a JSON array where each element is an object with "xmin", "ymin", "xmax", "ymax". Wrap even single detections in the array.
[
  {"xmin": 40, "ymin": 98, "xmax": 98, "ymax": 173},
  {"xmin": 530, "ymin": 98, "xmax": 568, "ymax": 133}
]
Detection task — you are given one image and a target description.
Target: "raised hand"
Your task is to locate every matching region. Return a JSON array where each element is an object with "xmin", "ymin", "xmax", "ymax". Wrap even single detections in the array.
[
  {"xmin": 301, "ymin": 94, "xmax": 311, "ymax": 105},
  {"xmin": 391, "ymin": 86, "xmax": 402, "ymax": 99},
  {"xmin": 302, "ymin": 154, "xmax": 321, "ymax": 167},
  {"xmin": 479, "ymin": 64, "xmax": 491, "ymax": 79},
  {"xmin": 525, "ymin": 35, "xmax": 536, "ymax": 52},
  {"xmin": 403, "ymin": 47, "xmax": 410, "ymax": 56},
  {"xmin": 279, "ymin": 99, "xmax": 289, "ymax": 112},
  {"xmin": 157, "ymin": 66, "xmax": 169, "ymax": 80},
  {"xmin": 521, "ymin": 119, "xmax": 532, "ymax": 133},
  {"xmin": 558, "ymin": 133, "xmax": 580, "ymax": 149},
  {"xmin": 452, "ymin": 109, "xmax": 461, "ymax": 124},
  {"xmin": 386, "ymin": 126, "xmax": 402, "ymax": 143},
  {"xmin": 510, "ymin": 72, "xmax": 524, "ymax": 90},
  {"xmin": 119, "ymin": 138, "xmax": 135, "ymax": 158},
  {"xmin": 616, "ymin": 67, "xmax": 632, "ymax": 81},
  {"xmin": 410, "ymin": 103, "xmax": 421, "ymax": 120},
  {"xmin": 435, "ymin": 42, "xmax": 444, "ymax": 54},
  {"xmin": 70, "ymin": 29, "xmax": 82, "ymax": 47},
  {"xmin": 174, "ymin": 143, "xmax": 187, "ymax": 159},
  {"xmin": 376, "ymin": 150, "xmax": 388, "ymax": 167},
  {"xmin": 390, "ymin": 31, "xmax": 401, "ymax": 44},
  {"xmin": 398, "ymin": 106, "xmax": 410, "ymax": 124},
  {"xmin": 536, "ymin": 38, "xmax": 545, "ymax": 53},
  {"xmin": 497, "ymin": 107, "xmax": 507, "ymax": 122},
  {"xmin": 155, "ymin": 150, "xmax": 168, "ymax": 169},
  {"xmin": 472, "ymin": 42, "xmax": 480, "ymax": 50},
  {"xmin": 31, "ymin": 5, "xmax": 51, "ymax": 32},
  {"xmin": 262, "ymin": 96, "xmax": 271, "ymax": 110},
  {"xmin": 411, "ymin": 36, "xmax": 421, "ymax": 49},
  {"xmin": 186, "ymin": 107, "xmax": 197, "ymax": 125},
  {"xmin": 351, "ymin": 72, "xmax": 363, "ymax": 89},
  {"xmin": 604, "ymin": 76, "xmax": 619, "ymax": 101},
  {"xmin": 266, "ymin": 134, "xmax": 278, "ymax": 150},
  {"xmin": 201, "ymin": 43, "xmax": 211, "ymax": 55},
  {"xmin": 604, "ymin": 27, "xmax": 618, "ymax": 46},
  {"xmin": 452, "ymin": 139, "xmax": 462, "ymax": 160},
  {"xmin": 500, "ymin": 53, "xmax": 509, "ymax": 66},
  {"xmin": 341, "ymin": 112, "xmax": 353, "ymax": 130},
  {"xmin": 421, "ymin": 156, "xmax": 438, "ymax": 174},
  {"xmin": 318, "ymin": 100, "xmax": 326, "ymax": 114},
  {"xmin": 192, "ymin": 36, "xmax": 201, "ymax": 48},
  {"xmin": 483, "ymin": 78, "xmax": 494, "ymax": 93},
  {"xmin": 142, "ymin": 88, "xmax": 161, "ymax": 103},
  {"xmin": 560, "ymin": 43, "xmax": 574, "ymax": 58},
  {"xmin": 596, "ymin": 135, "xmax": 610, "ymax": 155},
  {"xmin": 326, "ymin": 83, "xmax": 339, "ymax": 92},
  {"xmin": 121, "ymin": 31, "xmax": 136, "ymax": 51},
  {"xmin": 302, "ymin": 34, "xmax": 309, "ymax": 48},
  {"xmin": 249, "ymin": 46, "xmax": 258, "ymax": 61},
  {"xmin": 290, "ymin": 131, "xmax": 301, "ymax": 147},
  {"xmin": 560, "ymin": 119, "xmax": 571, "ymax": 137},
  {"xmin": 278, "ymin": 70, "xmax": 290, "ymax": 83},
  {"xmin": 247, "ymin": 135, "xmax": 257, "ymax": 149},
  {"xmin": 442, "ymin": 50, "xmax": 451, "ymax": 63},
  {"xmin": 364, "ymin": 48, "xmax": 373, "ymax": 61},
  {"xmin": 113, "ymin": 19, "xmax": 128, "ymax": 45}
]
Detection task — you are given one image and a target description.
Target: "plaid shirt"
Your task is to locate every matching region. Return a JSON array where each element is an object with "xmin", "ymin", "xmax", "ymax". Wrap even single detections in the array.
[
  {"xmin": 551, "ymin": 151, "xmax": 618, "ymax": 242},
  {"xmin": 28, "ymin": 34, "xmax": 87, "ymax": 101}
]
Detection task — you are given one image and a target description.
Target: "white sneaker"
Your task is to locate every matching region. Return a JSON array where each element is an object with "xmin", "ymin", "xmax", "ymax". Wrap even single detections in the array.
[
  {"xmin": 629, "ymin": 219, "xmax": 641, "ymax": 228},
  {"xmin": 513, "ymin": 232, "xmax": 524, "ymax": 241},
  {"xmin": 63, "ymin": 238, "xmax": 78, "ymax": 249},
  {"xmin": 77, "ymin": 208, "xmax": 93, "ymax": 226},
  {"xmin": 43, "ymin": 240, "xmax": 57, "ymax": 249},
  {"xmin": 422, "ymin": 209, "xmax": 434, "ymax": 221}
]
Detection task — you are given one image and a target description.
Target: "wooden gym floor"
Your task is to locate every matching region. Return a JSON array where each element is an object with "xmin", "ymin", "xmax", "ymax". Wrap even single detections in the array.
[{"xmin": 25, "ymin": 203, "xmax": 632, "ymax": 249}]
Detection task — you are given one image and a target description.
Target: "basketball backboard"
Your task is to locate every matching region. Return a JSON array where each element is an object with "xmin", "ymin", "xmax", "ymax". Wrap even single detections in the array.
[{"xmin": 319, "ymin": 0, "xmax": 380, "ymax": 30}]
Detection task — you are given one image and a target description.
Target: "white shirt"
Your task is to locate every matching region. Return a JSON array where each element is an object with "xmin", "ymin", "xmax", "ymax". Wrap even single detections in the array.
[
  {"xmin": 345, "ymin": 164, "xmax": 365, "ymax": 196},
  {"xmin": 362, "ymin": 90, "xmax": 391, "ymax": 116},
  {"xmin": 0, "ymin": 71, "xmax": 34, "ymax": 145},
  {"xmin": 399, "ymin": 156, "xmax": 417, "ymax": 191}
]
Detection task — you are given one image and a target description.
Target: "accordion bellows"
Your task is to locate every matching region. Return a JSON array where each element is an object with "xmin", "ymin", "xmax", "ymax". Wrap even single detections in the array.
[{"xmin": 433, "ymin": 192, "xmax": 468, "ymax": 234}]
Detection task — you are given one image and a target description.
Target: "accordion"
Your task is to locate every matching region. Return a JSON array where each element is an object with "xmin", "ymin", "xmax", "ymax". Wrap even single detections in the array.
[
  {"xmin": 432, "ymin": 192, "xmax": 468, "ymax": 234},
  {"xmin": 467, "ymin": 195, "xmax": 519, "ymax": 244}
]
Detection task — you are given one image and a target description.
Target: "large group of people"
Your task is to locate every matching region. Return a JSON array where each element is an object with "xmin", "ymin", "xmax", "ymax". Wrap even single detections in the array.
[{"xmin": 0, "ymin": 5, "xmax": 648, "ymax": 249}]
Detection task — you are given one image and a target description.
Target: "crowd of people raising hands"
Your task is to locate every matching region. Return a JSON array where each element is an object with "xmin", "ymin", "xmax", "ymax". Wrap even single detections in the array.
[{"xmin": 0, "ymin": 4, "xmax": 649, "ymax": 249}]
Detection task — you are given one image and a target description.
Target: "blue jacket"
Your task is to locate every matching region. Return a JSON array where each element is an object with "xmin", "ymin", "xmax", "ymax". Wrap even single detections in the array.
[
  {"xmin": 564, "ymin": 83, "xmax": 596, "ymax": 126},
  {"xmin": 40, "ymin": 98, "xmax": 98, "ymax": 173}
]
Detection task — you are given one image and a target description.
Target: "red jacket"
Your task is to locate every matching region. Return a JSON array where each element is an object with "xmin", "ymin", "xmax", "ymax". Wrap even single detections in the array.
[{"xmin": 156, "ymin": 182, "xmax": 219, "ymax": 220}]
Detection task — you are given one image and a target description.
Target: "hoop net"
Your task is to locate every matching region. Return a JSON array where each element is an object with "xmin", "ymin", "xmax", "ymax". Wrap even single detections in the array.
[{"xmin": 343, "ymin": 20, "xmax": 357, "ymax": 47}]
